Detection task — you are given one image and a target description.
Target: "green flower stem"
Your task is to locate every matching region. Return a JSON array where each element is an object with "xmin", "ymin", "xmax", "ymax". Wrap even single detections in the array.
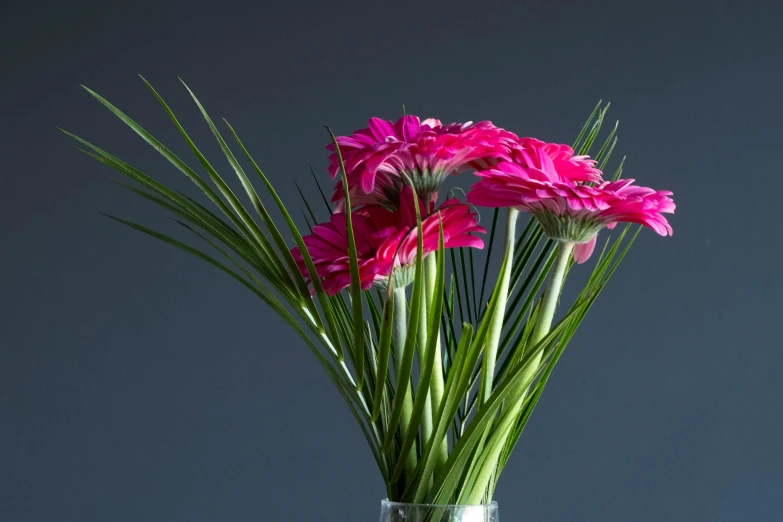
[
  {"xmin": 392, "ymin": 287, "xmax": 417, "ymax": 481},
  {"xmin": 424, "ymin": 253, "xmax": 448, "ymax": 469},
  {"xmin": 479, "ymin": 208, "xmax": 518, "ymax": 404},
  {"xmin": 465, "ymin": 240, "xmax": 575, "ymax": 503},
  {"xmin": 507, "ymin": 240, "xmax": 575, "ymax": 427},
  {"xmin": 416, "ymin": 275, "xmax": 434, "ymax": 466},
  {"xmin": 528, "ymin": 240, "xmax": 574, "ymax": 349}
]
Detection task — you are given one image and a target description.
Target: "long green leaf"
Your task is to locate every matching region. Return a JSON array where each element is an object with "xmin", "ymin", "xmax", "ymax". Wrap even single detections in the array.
[
  {"xmin": 68, "ymin": 137, "xmax": 289, "ymax": 295},
  {"xmin": 82, "ymin": 83, "xmax": 293, "ymax": 292},
  {"xmin": 371, "ymin": 293, "xmax": 395, "ymax": 421},
  {"xmin": 164, "ymin": 80, "xmax": 320, "ymax": 312},
  {"xmin": 572, "ymin": 99, "xmax": 603, "ymax": 151},
  {"xmin": 327, "ymin": 127, "xmax": 365, "ymax": 390},
  {"xmin": 224, "ymin": 120, "xmax": 346, "ymax": 361},
  {"xmin": 477, "ymin": 208, "xmax": 499, "ymax": 311}
]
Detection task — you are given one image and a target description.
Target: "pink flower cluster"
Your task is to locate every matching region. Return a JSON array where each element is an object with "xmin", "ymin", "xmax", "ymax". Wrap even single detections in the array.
[{"xmin": 292, "ymin": 113, "xmax": 674, "ymax": 292}]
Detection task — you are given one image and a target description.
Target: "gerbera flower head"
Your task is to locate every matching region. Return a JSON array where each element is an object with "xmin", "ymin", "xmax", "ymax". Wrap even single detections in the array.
[
  {"xmin": 292, "ymin": 188, "xmax": 485, "ymax": 295},
  {"xmin": 506, "ymin": 137, "xmax": 603, "ymax": 184},
  {"xmin": 467, "ymin": 139, "xmax": 674, "ymax": 263},
  {"xmin": 328, "ymin": 115, "xmax": 517, "ymax": 210}
]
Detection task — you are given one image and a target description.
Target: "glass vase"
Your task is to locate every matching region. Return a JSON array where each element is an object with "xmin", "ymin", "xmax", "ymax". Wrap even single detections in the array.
[{"xmin": 379, "ymin": 500, "xmax": 499, "ymax": 522}]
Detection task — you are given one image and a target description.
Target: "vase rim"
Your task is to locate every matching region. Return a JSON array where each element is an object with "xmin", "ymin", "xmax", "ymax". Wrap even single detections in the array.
[{"xmin": 381, "ymin": 499, "xmax": 498, "ymax": 508}]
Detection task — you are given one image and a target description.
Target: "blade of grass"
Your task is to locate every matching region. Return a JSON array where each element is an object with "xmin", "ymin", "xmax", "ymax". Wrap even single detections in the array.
[
  {"xmin": 477, "ymin": 208, "xmax": 499, "ymax": 311},
  {"xmin": 449, "ymin": 249, "xmax": 466, "ymax": 325},
  {"xmin": 309, "ymin": 163, "xmax": 332, "ymax": 213},
  {"xmin": 371, "ymin": 292, "xmax": 395, "ymax": 421},
  {"xmin": 576, "ymin": 102, "xmax": 610, "ymax": 156},
  {"xmin": 225, "ymin": 120, "xmax": 346, "ymax": 362},
  {"xmin": 295, "ymin": 181, "xmax": 318, "ymax": 224},
  {"xmin": 175, "ymin": 79, "xmax": 323, "ymax": 329},
  {"xmin": 69, "ymin": 140, "xmax": 291, "ymax": 296},
  {"xmin": 572, "ymin": 99, "xmax": 603, "ymax": 151},
  {"xmin": 327, "ymin": 126, "xmax": 365, "ymax": 390},
  {"xmin": 110, "ymin": 80, "xmax": 294, "ymax": 292}
]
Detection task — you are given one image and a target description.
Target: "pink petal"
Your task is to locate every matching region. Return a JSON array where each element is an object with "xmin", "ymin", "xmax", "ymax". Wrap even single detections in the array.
[{"xmin": 573, "ymin": 236, "xmax": 597, "ymax": 264}]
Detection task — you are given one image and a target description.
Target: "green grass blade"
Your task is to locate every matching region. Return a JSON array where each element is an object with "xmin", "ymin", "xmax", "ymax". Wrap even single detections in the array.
[
  {"xmin": 598, "ymin": 137, "xmax": 618, "ymax": 171},
  {"xmin": 104, "ymin": 215, "xmax": 304, "ymax": 343},
  {"xmin": 69, "ymin": 140, "xmax": 290, "ymax": 294},
  {"xmin": 572, "ymin": 99, "xmax": 602, "ymax": 151},
  {"xmin": 295, "ymin": 181, "xmax": 318, "ymax": 224},
  {"xmin": 371, "ymin": 293, "xmax": 395, "ymax": 422},
  {"xmin": 309, "ymin": 164, "xmax": 332, "ymax": 214},
  {"xmin": 594, "ymin": 120, "xmax": 618, "ymax": 164},
  {"xmin": 468, "ymin": 248, "xmax": 478, "ymax": 321},
  {"xmin": 611, "ymin": 156, "xmax": 626, "ymax": 181},
  {"xmin": 458, "ymin": 248, "xmax": 474, "ymax": 325},
  {"xmin": 449, "ymin": 249, "xmax": 466, "ymax": 324},
  {"xmin": 327, "ymin": 126, "xmax": 365, "ymax": 390},
  {"xmin": 79, "ymin": 84, "xmax": 292, "ymax": 289},
  {"xmin": 367, "ymin": 290, "xmax": 383, "ymax": 340},
  {"xmin": 175, "ymin": 80, "xmax": 320, "ymax": 314},
  {"xmin": 478, "ymin": 208, "xmax": 499, "ymax": 311},
  {"xmin": 226, "ymin": 121, "xmax": 346, "ymax": 361},
  {"xmin": 577, "ymin": 103, "xmax": 609, "ymax": 156},
  {"xmin": 77, "ymin": 87, "xmax": 244, "ymax": 229}
]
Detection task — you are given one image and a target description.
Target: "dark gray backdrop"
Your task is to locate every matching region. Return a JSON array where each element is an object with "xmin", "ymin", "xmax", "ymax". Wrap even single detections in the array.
[{"xmin": 2, "ymin": 0, "xmax": 782, "ymax": 520}]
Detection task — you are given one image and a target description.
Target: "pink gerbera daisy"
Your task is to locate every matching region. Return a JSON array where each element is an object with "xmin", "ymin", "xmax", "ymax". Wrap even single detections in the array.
[
  {"xmin": 328, "ymin": 115, "xmax": 517, "ymax": 210},
  {"xmin": 292, "ymin": 188, "xmax": 485, "ymax": 295},
  {"xmin": 505, "ymin": 137, "xmax": 603, "ymax": 184},
  {"xmin": 467, "ymin": 139, "xmax": 674, "ymax": 263}
]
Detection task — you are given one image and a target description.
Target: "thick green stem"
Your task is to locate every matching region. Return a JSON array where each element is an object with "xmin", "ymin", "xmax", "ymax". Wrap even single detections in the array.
[
  {"xmin": 466, "ymin": 240, "xmax": 575, "ymax": 503},
  {"xmin": 424, "ymin": 253, "xmax": 448, "ymax": 468},
  {"xmin": 528, "ymin": 241, "xmax": 574, "ymax": 348},
  {"xmin": 392, "ymin": 287, "xmax": 417, "ymax": 481},
  {"xmin": 511, "ymin": 240, "xmax": 575, "ymax": 422},
  {"xmin": 417, "ymin": 277, "xmax": 434, "ymax": 466},
  {"xmin": 480, "ymin": 208, "xmax": 518, "ymax": 404}
]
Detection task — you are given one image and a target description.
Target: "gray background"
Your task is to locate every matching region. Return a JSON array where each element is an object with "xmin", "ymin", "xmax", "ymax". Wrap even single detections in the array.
[{"xmin": 2, "ymin": 0, "xmax": 782, "ymax": 520}]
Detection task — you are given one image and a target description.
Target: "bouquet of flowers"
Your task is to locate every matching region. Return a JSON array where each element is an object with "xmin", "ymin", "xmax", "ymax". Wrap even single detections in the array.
[{"xmin": 65, "ymin": 78, "xmax": 674, "ymax": 509}]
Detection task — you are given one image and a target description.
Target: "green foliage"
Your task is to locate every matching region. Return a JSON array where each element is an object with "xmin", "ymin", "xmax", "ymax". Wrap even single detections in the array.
[{"xmin": 65, "ymin": 80, "xmax": 637, "ymax": 504}]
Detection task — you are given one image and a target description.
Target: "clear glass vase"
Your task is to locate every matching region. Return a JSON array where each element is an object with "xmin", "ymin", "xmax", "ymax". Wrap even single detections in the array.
[{"xmin": 379, "ymin": 500, "xmax": 499, "ymax": 522}]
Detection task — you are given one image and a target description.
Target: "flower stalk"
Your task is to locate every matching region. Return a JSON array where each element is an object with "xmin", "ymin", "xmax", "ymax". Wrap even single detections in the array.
[
  {"xmin": 392, "ymin": 287, "xmax": 417, "ymax": 481},
  {"xmin": 465, "ymin": 240, "xmax": 575, "ymax": 503},
  {"xmin": 416, "ymin": 276, "xmax": 435, "ymax": 464},
  {"xmin": 424, "ymin": 252, "xmax": 448, "ymax": 468},
  {"xmin": 511, "ymin": 240, "xmax": 576, "ymax": 420},
  {"xmin": 530, "ymin": 240, "xmax": 575, "ymax": 348},
  {"xmin": 479, "ymin": 208, "xmax": 519, "ymax": 404}
]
